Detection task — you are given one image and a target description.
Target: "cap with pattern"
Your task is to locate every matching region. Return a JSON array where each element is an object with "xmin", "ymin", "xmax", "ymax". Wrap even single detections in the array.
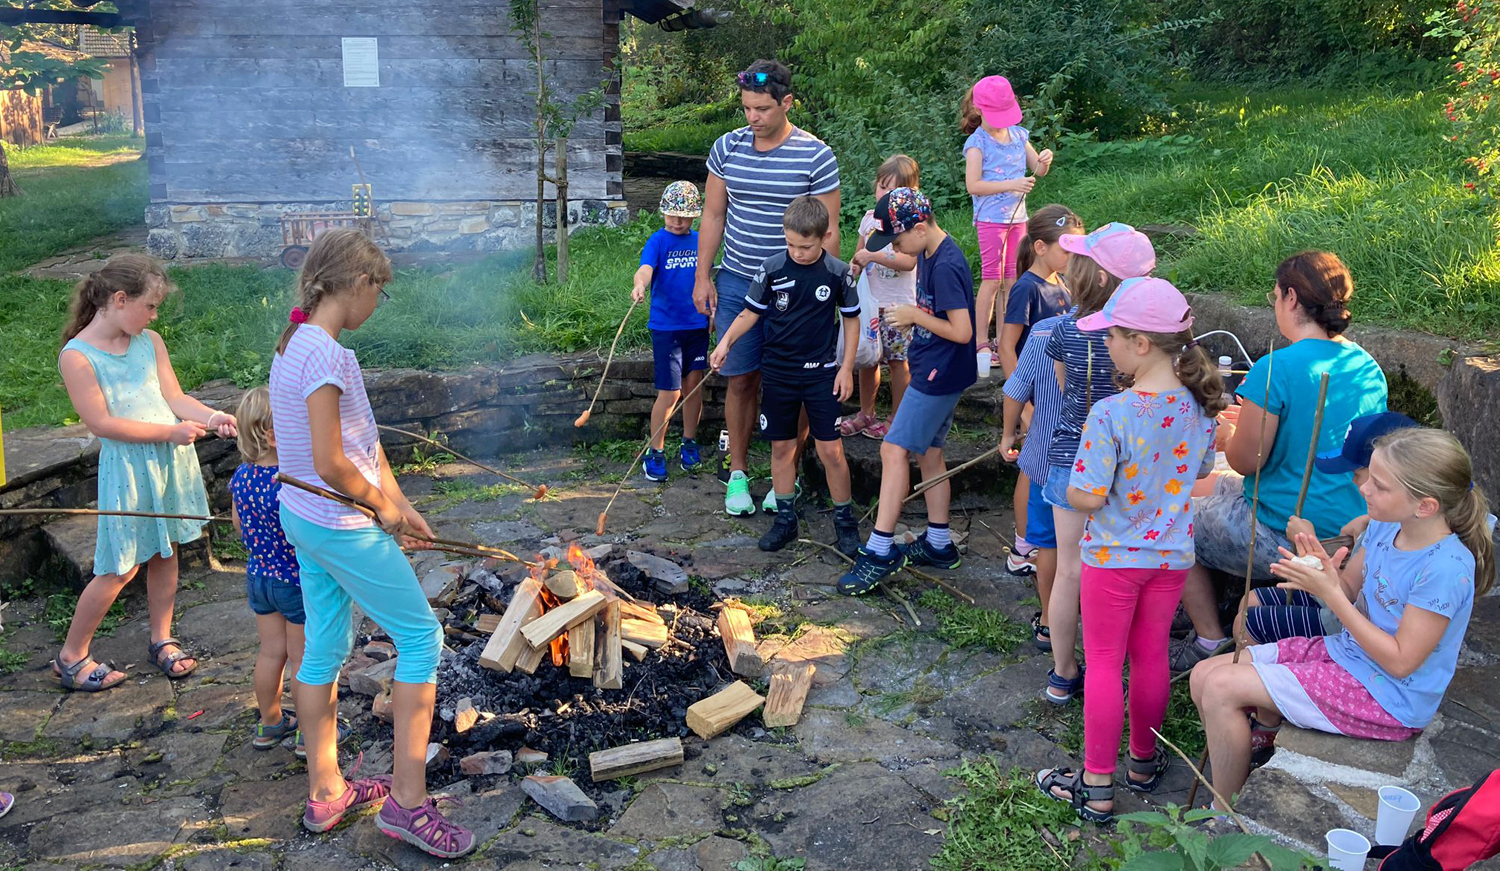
[
  {"xmin": 864, "ymin": 187, "xmax": 933, "ymax": 252},
  {"xmin": 659, "ymin": 180, "xmax": 703, "ymax": 218}
]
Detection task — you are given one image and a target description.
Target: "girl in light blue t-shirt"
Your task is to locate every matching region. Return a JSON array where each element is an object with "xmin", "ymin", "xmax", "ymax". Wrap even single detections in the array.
[{"xmin": 1192, "ymin": 427, "xmax": 1494, "ymax": 811}]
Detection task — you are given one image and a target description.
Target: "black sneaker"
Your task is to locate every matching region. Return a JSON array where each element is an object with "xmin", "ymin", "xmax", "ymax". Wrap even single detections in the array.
[
  {"xmin": 837, "ymin": 546, "xmax": 906, "ymax": 596},
  {"xmin": 759, "ymin": 512, "xmax": 800, "ymax": 552},
  {"xmin": 900, "ymin": 535, "xmax": 962, "ymax": 569},
  {"xmin": 717, "ymin": 452, "xmax": 733, "ymax": 485},
  {"xmin": 834, "ymin": 516, "xmax": 861, "ymax": 559}
]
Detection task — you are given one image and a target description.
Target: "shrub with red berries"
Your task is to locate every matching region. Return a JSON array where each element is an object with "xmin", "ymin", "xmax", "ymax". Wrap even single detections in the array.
[{"xmin": 1430, "ymin": 0, "xmax": 1500, "ymax": 197}]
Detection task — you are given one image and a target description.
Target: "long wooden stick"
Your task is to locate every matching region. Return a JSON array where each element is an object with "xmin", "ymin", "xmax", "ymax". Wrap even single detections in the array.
[
  {"xmin": 575, "ymin": 299, "xmax": 639, "ymax": 428},
  {"xmin": 596, "ymin": 371, "xmax": 712, "ymax": 536},
  {"xmin": 796, "ymin": 536, "xmax": 973, "ymax": 609},
  {"xmin": 1292, "ymin": 372, "xmax": 1331, "ymax": 518},
  {"xmin": 859, "ymin": 446, "xmax": 1003, "ymax": 524},
  {"xmin": 1151, "ymin": 729, "xmax": 1272, "ymax": 871},
  {"xmin": 0, "ymin": 507, "xmax": 225, "ymax": 523},
  {"xmin": 376, "ymin": 424, "xmax": 546, "ymax": 499}
]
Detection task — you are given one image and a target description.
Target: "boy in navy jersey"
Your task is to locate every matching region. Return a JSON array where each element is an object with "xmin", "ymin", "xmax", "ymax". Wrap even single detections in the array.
[{"xmin": 710, "ymin": 196, "xmax": 862, "ymax": 555}]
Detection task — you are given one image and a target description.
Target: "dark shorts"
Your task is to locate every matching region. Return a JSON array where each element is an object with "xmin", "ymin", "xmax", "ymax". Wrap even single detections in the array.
[
  {"xmin": 247, "ymin": 572, "xmax": 306, "ymax": 624},
  {"xmin": 1244, "ymin": 588, "xmax": 1342, "ymax": 644},
  {"xmin": 651, "ymin": 328, "xmax": 709, "ymax": 391},
  {"xmin": 761, "ymin": 372, "xmax": 840, "ymax": 442}
]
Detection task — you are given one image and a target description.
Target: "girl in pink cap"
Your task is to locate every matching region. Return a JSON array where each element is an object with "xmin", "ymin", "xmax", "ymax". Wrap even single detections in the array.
[
  {"xmin": 1035, "ymin": 276, "xmax": 1227, "ymax": 824},
  {"xmin": 960, "ymin": 75, "xmax": 1053, "ymax": 367}
]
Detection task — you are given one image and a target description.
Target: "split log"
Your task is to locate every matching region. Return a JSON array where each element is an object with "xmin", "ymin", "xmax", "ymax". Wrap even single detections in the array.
[
  {"xmin": 593, "ymin": 600, "xmax": 622, "ymax": 690},
  {"xmin": 517, "ymin": 640, "xmax": 547, "ymax": 674},
  {"xmin": 476, "ymin": 613, "xmax": 502, "ymax": 635},
  {"xmin": 762, "ymin": 662, "xmax": 816, "ymax": 728},
  {"xmin": 521, "ymin": 589, "xmax": 606, "ymax": 649},
  {"xmin": 589, "ymin": 573, "xmax": 666, "ymax": 624},
  {"xmin": 479, "ymin": 578, "xmax": 544, "ymax": 672},
  {"xmin": 620, "ymin": 618, "xmax": 669, "ymax": 649},
  {"xmin": 620, "ymin": 600, "xmax": 666, "ymax": 625},
  {"xmin": 546, "ymin": 570, "xmax": 580, "ymax": 600},
  {"xmin": 454, "ymin": 697, "xmax": 479, "ymax": 734},
  {"xmin": 589, "ymin": 737, "xmax": 683, "ymax": 782},
  {"xmin": 717, "ymin": 608, "xmax": 764, "ymax": 677},
  {"xmin": 621, "ymin": 638, "xmax": 649, "ymax": 661},
  {"xmin": 686, "ymin": 680, "xmax": 765, "ymax": 739},
  {"xmin": 568, "ymin": 618, "xmax": 596, "ymax": 678}
]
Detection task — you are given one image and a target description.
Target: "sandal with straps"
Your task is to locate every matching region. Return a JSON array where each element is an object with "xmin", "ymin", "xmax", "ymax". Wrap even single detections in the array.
[
  {"xmin": 1036, "ymin": 766, "xmax": 1115, "ymax": 824},
  {"xmin": 54, "ymin": 654, "xmax": 127, "ymax": 692},
  {"xmin": 147, "ymin": 637, "xmax": 198, "ymax": 679},
  {"xmin": 1125, "ymin": 745, "xmax": 1170, "ymax": 793}
]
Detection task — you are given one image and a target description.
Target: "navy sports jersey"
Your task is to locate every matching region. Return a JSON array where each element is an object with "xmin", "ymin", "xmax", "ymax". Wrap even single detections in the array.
[{"xmin": 745, "ymin": 251, "xmax": 860, "ymax": 377}]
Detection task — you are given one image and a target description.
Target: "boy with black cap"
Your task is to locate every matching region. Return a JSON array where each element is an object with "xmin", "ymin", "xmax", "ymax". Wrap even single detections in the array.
[
  {"xmin": 709, "ymin": 196, "xmax": 862, "ymax": 555},
  {"xmin": 839, "ymin": 187, "xmax": 977, "ymax": 596}
]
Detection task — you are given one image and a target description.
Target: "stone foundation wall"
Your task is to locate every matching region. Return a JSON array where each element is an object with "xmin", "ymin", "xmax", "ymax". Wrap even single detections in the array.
[{"xmin": 145, "ymin": 199, "xmax": 631, "ymax": 260}]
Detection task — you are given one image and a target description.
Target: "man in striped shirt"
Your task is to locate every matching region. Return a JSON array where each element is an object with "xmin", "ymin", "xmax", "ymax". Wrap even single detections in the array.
[{"xmin": 693, "ymin": 59, "xmax": 841, "ymax": 516}]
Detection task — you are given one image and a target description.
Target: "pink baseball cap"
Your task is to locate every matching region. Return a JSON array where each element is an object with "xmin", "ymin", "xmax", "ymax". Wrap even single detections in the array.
[
  {"xmin": 1058, "ymin": 222, "xmax": 1156, "ymax": 279},
  {"xmin": 1077, "ymin": 277, "xmax": 1195, "ymax": 333},
  {"xmin": 972, "ymin": 76, "xmax": 1023, "ymax": 129}
]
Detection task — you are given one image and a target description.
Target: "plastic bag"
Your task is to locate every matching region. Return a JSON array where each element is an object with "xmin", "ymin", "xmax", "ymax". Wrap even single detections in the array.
[{"xmin": 836, "ymin": 272, "xmax": 883, "ymax": 369}]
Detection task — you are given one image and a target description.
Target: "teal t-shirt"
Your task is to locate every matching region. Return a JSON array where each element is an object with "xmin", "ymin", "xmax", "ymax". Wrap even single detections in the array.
[{"xmin": 1235, "ymin": 338, "xmax": 1387, "ymax": 539}]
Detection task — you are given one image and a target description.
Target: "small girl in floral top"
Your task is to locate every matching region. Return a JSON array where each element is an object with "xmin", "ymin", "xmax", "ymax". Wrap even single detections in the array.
[
  {"xmin": 1035, "ymin": 277, "xmax": 1226, "ymax": 824},
  {"xmin": 229, "ymin": 386, "xmax": 305, "ymax": 751}
]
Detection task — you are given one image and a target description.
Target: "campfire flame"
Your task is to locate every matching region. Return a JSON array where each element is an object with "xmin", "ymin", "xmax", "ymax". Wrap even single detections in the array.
[
  {"xmin": 566, "ymin": 543, "xmax": 600, "ymax": 592},
  {"xmin": 531, "ymin": 555, "xmax": 569, "ymax": 666}
]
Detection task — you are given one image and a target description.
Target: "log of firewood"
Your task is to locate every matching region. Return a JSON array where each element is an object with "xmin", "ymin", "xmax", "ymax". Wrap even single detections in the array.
[
  {"xmin": 589, "ymin": 737, "xmax": 683, "ymax": 782},
  {"xmin": 568, "ymin": 617, "xmax": 596, "ymax": 678},
  {"xmin": 521, "ymin": 590, "xmax": 607, "ymax": 648},
  {"xmin": 716, "ymin": 607, "xmax": 764, "ymax": 677},
  {"xmin": 762, "ymin": 661, "xmax": 816, "ymax": 728},
  {"xmin": 589, "ymin": 574, "xmax": 666, "ymax": 625},
  {"xmin": 476, "ymin": 613, "xmax": 502, "ymax": 635},
  {"xmin": 686, "ymin": 680, "xmax": 765, "ymax": 739},
  {"xmin": 479, "ymin": 579, "xmax": 543, "ymax": 672},
  {"xmin": 517, "ymin": 640, "xmax": 547, "ymax": 674},
  {"xmin": 546, "ymin": 570, "xmax": 580, "ymax": 600},
  {"xmin": 593, "ymin": 600, "xmax": 622, "ymax": 690},
  {"xmin": 620, "ymin": 618, "xmax": 669, "ymax": 649},
  {"xmin": 620, "ymin": 638, "xmax": 648, "ymax": 661}
]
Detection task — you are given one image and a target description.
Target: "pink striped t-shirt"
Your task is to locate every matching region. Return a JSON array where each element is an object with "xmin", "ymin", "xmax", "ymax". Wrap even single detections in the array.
[{"xmin": 268, "ymin": 325, "xmax": 380, "ymax": 530}]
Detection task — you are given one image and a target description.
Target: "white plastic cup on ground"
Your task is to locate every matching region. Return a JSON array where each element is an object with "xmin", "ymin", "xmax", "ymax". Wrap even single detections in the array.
[
  {"xmin": 1326, "ymin": 828, "xmax": 1371, "ymax": 871},
  {"xmin": 1375, "ymin": 786, "xmax": 1422, "ymax": 845},
  {"xmin": 976, "ymin": 351, "xmax": 992, "ymax": 379}
]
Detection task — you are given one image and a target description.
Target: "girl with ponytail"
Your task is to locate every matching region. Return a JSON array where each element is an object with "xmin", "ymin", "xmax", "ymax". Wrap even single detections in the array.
[
  {"xmin": 1192, "ymin": 427, "xmax": 1493, "ymax": 816},
  {"xmin": 55, "ymin": 254, "xmax": 238, "ymax": 692}
]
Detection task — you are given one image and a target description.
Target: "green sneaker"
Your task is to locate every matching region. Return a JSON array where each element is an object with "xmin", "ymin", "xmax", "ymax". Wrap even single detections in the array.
[
  {"xmin": 761, "ymin": 477, "xmax": 803, "ymax": 513},
  {"xmin": 725, "ymin": 471, "xmax": 756, "ymax": 516}
]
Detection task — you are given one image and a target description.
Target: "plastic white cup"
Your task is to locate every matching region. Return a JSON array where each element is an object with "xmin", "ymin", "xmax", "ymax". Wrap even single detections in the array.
[
  {"xmin": 1375, "ymin": 786, "xmax": 1422, "ymax": 845},
  {"xmin": 976, "ymin": 351, "xmax": 992, "ymax": 379},
  {"xmin": 1326, "ymin": 828, "xmax": 1371, "ymax": 871}
]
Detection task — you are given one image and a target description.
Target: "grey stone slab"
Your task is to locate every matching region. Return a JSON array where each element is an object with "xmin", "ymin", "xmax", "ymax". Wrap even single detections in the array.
[
  {"xmin": 805, "ymin": 675, "xmax": 860, "ymax": 709},
  {"xmin": 26, "ymin": 796, "xmax": 211, "ymax": 868},
  {"xmin": 1460, "ymin": 594, "xmax": 1500, "ymax": 663},
  {"xmin": 747, "ymin": 762, "xmax": 943, "ymax": 871},
  {"xmin": 611, "ymin": 783, "xmax": 723, "ymax": 840},
  {"xmin": 177, "ymin": 599, "xmax": 262, "ymax": 654},
  {"xmin": 178, "ymin": 848, "xmax": 278, "ymax": 871},
  {"xmin": 793, "ymin": 708, "xmax": 962, "ymax": 766},
  {"xmin": 281, "ymin": 841, "xmax": 385, "ymax": 871},
  {"xmin": 937, "ymin": 654, "xmax": 1054, "ymax": 734},
  {"xmin": 647, "ymin": 847, "xmax": 699, "ymax": 871},
  {"xmin": 523, "ymin": 774, "xmax": 599, "ymax": 822},
  {"xmin": 471, "ymin": 518, "xmax": 545, "ymax": 543},
  {"xmin": 477, "ymin": 819, "xmax": 643, "ymax": 870},
  {"xmin": 1431, "ymin": 720, "xmax": 1500, "ymax": 789},
  {"xmin": 44, "ymin": 676, "xmax": 173, "ymax": 744},
  {"xmin": 1237, "ymin": 767, "xmax": 1349, "ymax": 849},
  {"xmin": 1438, "ymin": 665, "xmax": 1500, "ymax": 730},
  {"xmin": 669, "ymin": 734, "xmax": 819, "ymax": 787},
  {"xmin": 218, "ymin": 776, "xmax": 309, "ymax": 840},
  {"xmin": 1278, "ymin": 726, "xmax": 1418, "ymax": 778},
  {"xmin": 174, "ymin": 682, "xmax": 254, "ymax": 729},
  {"xmin": 128, "ymin": 729, "xmax": 228, "ymax": 783},
  {"xmin": 0, "ymin": 689, "xmax": 60, "ymax": 741},
  {"xmin": 693, "ymin": 836, "xmax": 749, "ymax": 871}
]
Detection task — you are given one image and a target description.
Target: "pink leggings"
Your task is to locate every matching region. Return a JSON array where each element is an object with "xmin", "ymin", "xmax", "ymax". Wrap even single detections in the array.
[{"xmin": 1079, "ymin": 564, "xmax": 1188, "ymax": 774}]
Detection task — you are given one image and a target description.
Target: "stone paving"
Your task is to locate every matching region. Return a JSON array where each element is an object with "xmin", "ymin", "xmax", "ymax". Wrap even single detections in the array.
[{"xmin": 1, "ymin": 446, "xmax": 1496, "ymax": 870}]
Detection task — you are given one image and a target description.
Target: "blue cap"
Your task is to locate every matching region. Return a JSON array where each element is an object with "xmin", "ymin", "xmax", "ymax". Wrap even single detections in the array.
[{"xmin": 1315, "ymin": 412, "xmax": 1420, "ymax": 475}]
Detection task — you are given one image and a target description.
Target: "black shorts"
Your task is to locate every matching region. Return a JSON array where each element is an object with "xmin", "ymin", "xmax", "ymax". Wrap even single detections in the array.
[{"xmin": 760, "ymin": 371, "xmax": 841, "ymax": 442}]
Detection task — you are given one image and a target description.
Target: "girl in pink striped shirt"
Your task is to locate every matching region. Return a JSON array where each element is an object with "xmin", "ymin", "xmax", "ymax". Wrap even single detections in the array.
[{"xmin": 268, "ymin": 229, "xmax": 473, "ymax": 858}]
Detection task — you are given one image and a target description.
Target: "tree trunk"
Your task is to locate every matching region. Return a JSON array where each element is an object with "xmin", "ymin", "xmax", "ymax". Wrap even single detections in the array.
[
  {"xmin": 555, "ymin": 139, "xmax": 568, "ymax": 283},
  {"xmin": 0, "ymin": 141, "xmax": 22, "ymax": 198},
  {"xmin": 129, "ymin": 52, "xmax": 144, "ymax": 137},
  {"xmin": 533, "ymin": 144, "xmax": 547, "ymax": 283}
]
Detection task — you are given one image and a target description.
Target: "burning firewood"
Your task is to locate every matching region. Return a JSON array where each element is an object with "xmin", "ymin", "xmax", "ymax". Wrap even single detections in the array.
[
  {"xmin": 478, "ymin": 578, "xmax": 543, "ymax": 673},
  {"xmin": 567, "ymin": 619, "xmax": 595, "ymax": 678},
  {"xmin": 520, "ymin": 590, "xmax": 606, "ymax": 649}
]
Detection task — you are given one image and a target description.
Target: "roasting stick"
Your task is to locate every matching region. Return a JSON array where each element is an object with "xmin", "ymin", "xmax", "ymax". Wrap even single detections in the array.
[
  {"xmin": 575, "ymin": 299, "xmax": 640, "ymax": 428},
  {"xmin": 376, "ymin": 424, "xmax": 547, "ymax": 499},
  {"xmin": 0, "ymin": 507, "xmax": 227, "ymax": 523},
  {"xmin": 1187, "ymin": 341, "xmax": 1275, "ymax": 809},
  {"xmin": 596, "ymin": 372, "xmax": 713, "ymax": 536},
  {"xmin": 276, "ymin": 473, "xmax": 539, "ymax": 567},
  {"xmin": 1292, "ymin": 372, "xmax": 1332, "ymax": 518},
  {"xmin": 858, "ymin": 446, "xmax": 1002, "ymax": 524}
]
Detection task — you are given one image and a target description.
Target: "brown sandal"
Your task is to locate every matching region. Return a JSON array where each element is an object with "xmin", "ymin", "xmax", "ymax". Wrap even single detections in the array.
[
  {"xmin": 148, "ymin": 637, "xmax": 198, "ymax": 679},
  {"xmin": 55, "ymin": 655, "xmax": 127, "ymax": 692}
]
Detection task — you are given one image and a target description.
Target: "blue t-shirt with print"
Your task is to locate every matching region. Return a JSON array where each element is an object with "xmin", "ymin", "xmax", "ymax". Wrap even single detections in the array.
[
  {"xmin": 1070, "ymin": 388, "xmax": 1218, "ymax": 570},
  {"xmin": 1235, "ymin": 338, "xmax": 1387, "ymax": 539},
  {"xmin": 1003, "ymin": 270, "xmax": 1070, "ymax": 359},
  {"xmin": 963, "ymin": 126, "xmax": 1029, "ymax": 224},
  {"xmin": 228, "ymin": 463, "xmax": 300, "ymax": 584},
  {"xmin": 1325, "ymin": 518, "xmax": 1483, "ymax": 728},
  {"xmin": 640, "ymin": 228, "xmax": 708, "ymax": 332},
  {"xmin": 907, "ymin": 235, "xmax": 977, "ymax": 397}
]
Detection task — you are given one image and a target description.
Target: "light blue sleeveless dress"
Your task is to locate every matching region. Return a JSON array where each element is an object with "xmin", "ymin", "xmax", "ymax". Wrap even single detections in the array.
[{"xmin": 62, "ymin": 333, "xmax": 209, "ymax": 577}]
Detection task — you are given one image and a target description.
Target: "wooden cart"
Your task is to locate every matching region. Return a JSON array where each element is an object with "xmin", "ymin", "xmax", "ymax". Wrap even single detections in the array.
[{"xmin": 279, "ymin": 211, "xmax": 374, "ymax": 269}]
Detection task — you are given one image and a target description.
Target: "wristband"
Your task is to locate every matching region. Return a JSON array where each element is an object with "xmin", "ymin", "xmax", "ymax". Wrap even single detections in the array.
[{"xmin": 206, "ymin": 411, "xmax": 223, "ymax": 428}]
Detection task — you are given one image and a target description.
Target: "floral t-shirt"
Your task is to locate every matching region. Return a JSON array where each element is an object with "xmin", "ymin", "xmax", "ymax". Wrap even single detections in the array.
[
  {"xmin": 1070, "ymin": 388, "xmax": 1217, "ymax": 570},
  {"xmin": 228, "ymin": 462, "xmax": 300, "ymax": 584}
]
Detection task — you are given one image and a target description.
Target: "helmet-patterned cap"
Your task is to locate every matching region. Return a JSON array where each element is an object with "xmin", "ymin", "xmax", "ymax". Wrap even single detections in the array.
[{"xmin": 659, "ymin": 181, "xmax": 703, "ymax": 218}]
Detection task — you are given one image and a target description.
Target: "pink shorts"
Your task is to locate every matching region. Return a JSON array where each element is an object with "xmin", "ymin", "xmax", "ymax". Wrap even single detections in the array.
[
  {"xmin": 1250, "ymin": 636, "xmax": 1421, "ymax": 741},
  {"xmin": 976, "ymin": 221, "xmax": 1026, "ymax": 281}
]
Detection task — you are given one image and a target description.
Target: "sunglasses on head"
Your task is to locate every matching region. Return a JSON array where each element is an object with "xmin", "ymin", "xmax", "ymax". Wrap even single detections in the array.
[{"xmin": 738, "ymin": 70, "xmax": 780, "ymax": 89}]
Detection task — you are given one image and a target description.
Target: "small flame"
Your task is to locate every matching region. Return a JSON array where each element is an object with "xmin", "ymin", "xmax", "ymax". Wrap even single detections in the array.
[{"xmin": 566, "ymin": 543, "xmax": 598, "ymax": 591}]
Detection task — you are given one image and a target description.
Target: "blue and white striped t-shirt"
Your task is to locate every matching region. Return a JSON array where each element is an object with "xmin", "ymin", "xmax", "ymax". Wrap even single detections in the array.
[
  {"xmin": 1002, "ymin": 314, "xmax": 1065, "ymax": 483},
  {"xmin": 706, "ymin": 126, "xmax": 840, "ymax": 279}
]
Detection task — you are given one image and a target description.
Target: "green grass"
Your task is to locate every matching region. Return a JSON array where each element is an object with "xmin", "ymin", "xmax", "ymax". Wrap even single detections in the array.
[
  {"xmin": 931, "ymin": 758, "xmax": 1091, "ymax": 871},
  {"xmin": 0, "ymin": 135, "xmax": 147, "ymax": 274},
  {"xmin": 623, "ymin": 121, "xmax": 727, "ymax": 155},
  {"xmin": 918, "ymin": 589, "xmax": 1030, "ymax": 655}
]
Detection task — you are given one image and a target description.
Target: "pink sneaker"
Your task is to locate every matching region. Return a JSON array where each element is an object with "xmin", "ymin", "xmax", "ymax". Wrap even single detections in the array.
[
  {"xmin": 302, "ymin": 770, "xmax": 393, "ymax": 833},
  {"xmin": 377, "ymin": 795, "xmax": 476, "ymax": 859}
]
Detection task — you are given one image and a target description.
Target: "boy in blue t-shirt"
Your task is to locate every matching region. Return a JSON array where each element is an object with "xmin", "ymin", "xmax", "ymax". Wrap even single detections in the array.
[
  {"xmin": 634, "ymin": 181, "xmax": 710, "ymax": 482},
  {"xmin": 839, "ymin": 187, "xmax": 978, "ymax": 595}
]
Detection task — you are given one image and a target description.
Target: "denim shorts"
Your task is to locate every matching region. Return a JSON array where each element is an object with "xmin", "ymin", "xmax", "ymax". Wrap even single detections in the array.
[
  {"xmin": 713, "ymin": 270, "xmax": 763, "ymax": 377},
  {"xmin": 1025, "ymin": 475, "xmax": 1058, "ymax": 548},
  {"xmin": 1041, "ymin": 464, "xmax": 1077, "ymax": 512},
  {"xmin": 247, "ymin": 572, "xmax": 306, "ymax": 625},
  {"xmin": 883, "ymin": 388, "xmax": 961, "ymax": 455}
]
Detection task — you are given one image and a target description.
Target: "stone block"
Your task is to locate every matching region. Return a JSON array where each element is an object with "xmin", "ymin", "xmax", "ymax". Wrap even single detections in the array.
[
  {"xmin": 346, "ymin": 657, "xmax": 398, "ymax": 697},
  {"xmin": 425, "ymin": 742, "xmax": 450, "ymax": 769},
  {"xmin": 391, "ymin": 202, "xmax": 435, "ymax": 216},
  {"xmin": 179, "ymin": 221, "xmax": 234, "ymax": 258},
  {"xmin": 1440, "ymin": 354, "xmax": 1500, "ymax": 531},
  {"xmin": 459, "ymin": 216, "xmax": 488, "ymax": 234},
  {"xmin": 1277, "ymin": 725, "xmax": 1417, "ymax": 777},
  {"xmin": 522, "ymin": 774, "xmax": 598, "ymax": 822},
  {"xmin": 146, "ymin": 228, "xmax": 180, "ymax": 259},
  {"xmin": 371, "ymin": 690, "xmax": 394, "ymax": 723},
  {"xmin": 170, "ymin": 205, "xmax": 206, "ymax": 222},
  {"xmin": 362, "ymin": 640, "xmax": 396, "ymax": 661},
  {"xmin": 460, "ymin": 749, "xmax": 513, "ymax": 776},
  {"xmin": 144, "ymin": 204, "xmax": 170, "ymax": 228}
]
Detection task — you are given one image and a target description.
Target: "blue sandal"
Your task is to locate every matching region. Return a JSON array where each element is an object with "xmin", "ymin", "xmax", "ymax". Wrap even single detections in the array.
[
  {"xmin": 293, "ymin": 720, "xmax": 352, "ymax": 759},
  {"xmin": 1043, "ymin": 666, "xmax": 1085, "ymax": 706},
  {"xmin": 1125, "ymin": 746, "xmax": 1170, "ymax": 793},
  {"xmin": 253, "ymin": 712, "xmax": 298, "ymax": 750}
]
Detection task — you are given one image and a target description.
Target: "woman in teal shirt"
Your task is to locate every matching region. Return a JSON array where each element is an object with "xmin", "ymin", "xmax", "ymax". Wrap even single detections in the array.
[{"xmin": 1171, "ymin": 251, "xmax": 1388, "ymax": 671}]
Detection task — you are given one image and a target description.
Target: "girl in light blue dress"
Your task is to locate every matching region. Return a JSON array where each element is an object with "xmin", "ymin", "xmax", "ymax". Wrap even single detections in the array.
[{"xmin": 54, "ymin": 254, "xmax": 237, "ymax": 692}]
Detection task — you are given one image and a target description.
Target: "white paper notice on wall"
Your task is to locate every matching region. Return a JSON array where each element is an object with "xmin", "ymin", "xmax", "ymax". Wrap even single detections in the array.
[{"xmin": 342, "ymin": 37, "xmax": 380, "ymax": 87}]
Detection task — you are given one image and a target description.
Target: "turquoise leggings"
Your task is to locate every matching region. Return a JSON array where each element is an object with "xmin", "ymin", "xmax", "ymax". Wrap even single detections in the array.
[{"xmin": 280, "ymin": 506, "xmax": 442, "ymax": 686}]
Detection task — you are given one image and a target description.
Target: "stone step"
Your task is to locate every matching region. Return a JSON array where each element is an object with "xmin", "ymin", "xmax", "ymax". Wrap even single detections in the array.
[{"xmin": 41, "ymin": 515, "xmax": 212, "ymax": 588}]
